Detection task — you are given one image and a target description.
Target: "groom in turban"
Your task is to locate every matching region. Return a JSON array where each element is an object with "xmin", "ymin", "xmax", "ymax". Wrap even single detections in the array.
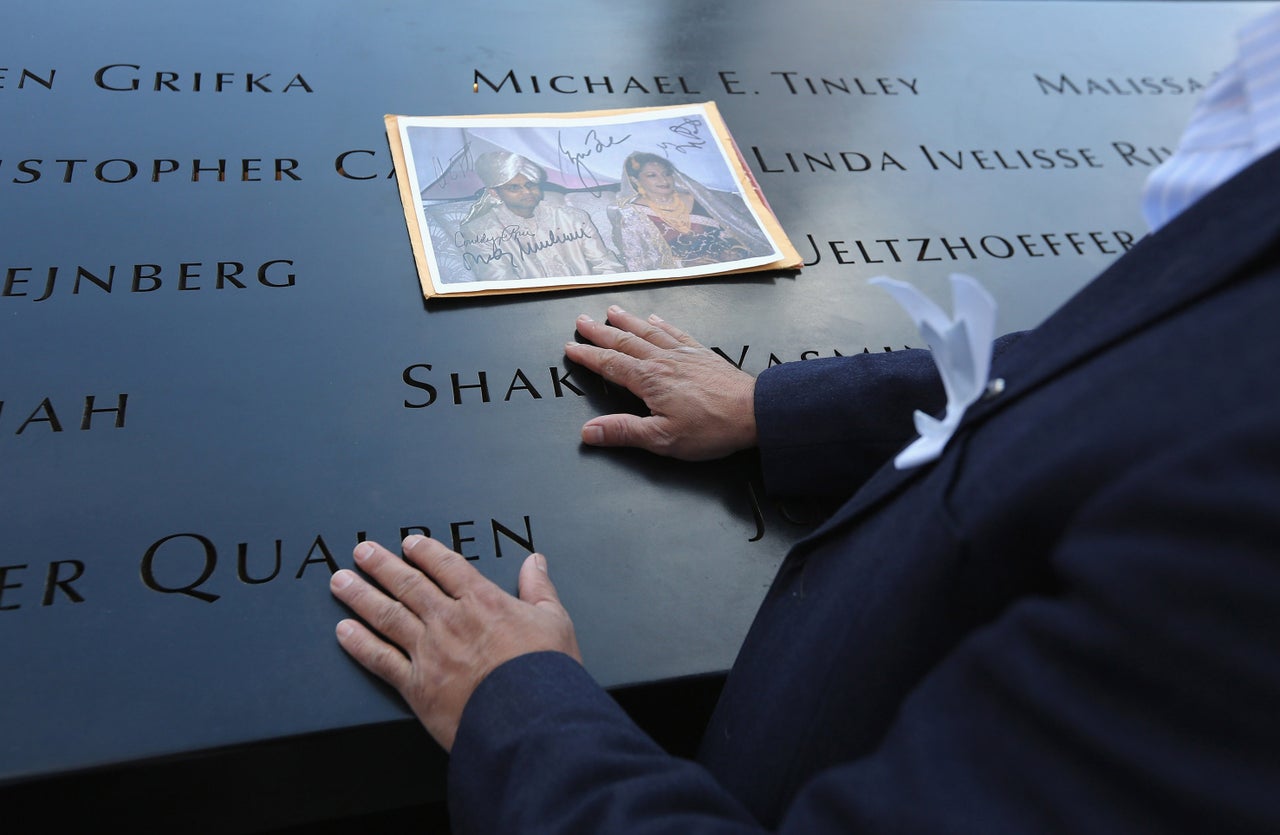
[{"xmin": 458, "ymin": 151, "xmax": 623, "ymax": 282}]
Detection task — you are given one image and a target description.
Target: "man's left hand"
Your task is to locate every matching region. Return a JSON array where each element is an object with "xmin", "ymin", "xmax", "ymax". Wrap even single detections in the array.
[{"xmin": 330, "ymin": 535, "xmax": 582, "ymax": 751}]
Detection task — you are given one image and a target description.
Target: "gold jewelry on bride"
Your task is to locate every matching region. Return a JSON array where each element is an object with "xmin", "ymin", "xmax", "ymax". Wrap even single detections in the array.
[{"xmin": 644, "ymin": 193, "xmax": 693, "ymax": 233}]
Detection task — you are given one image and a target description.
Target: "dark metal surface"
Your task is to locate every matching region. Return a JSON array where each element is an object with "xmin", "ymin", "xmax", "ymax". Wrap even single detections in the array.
[{"xmin": 0, "ymin": 0, "xmax": 1263, "ymax": 820}]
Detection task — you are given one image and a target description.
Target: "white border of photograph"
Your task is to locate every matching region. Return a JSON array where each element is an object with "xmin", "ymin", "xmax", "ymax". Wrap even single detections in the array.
[{"xmin": 388, "ymin": 103, "xmax": 793, "ymax": 299}]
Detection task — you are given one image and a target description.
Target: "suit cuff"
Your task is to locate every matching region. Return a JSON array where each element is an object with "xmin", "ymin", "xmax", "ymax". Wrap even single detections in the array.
[
  {"xmin": 448, "ymin": 651, "xmax": 646, "ymax": 832},
  {"xmin": 755, "ymin": 352, "xmax": 942, "ymax": 498}
]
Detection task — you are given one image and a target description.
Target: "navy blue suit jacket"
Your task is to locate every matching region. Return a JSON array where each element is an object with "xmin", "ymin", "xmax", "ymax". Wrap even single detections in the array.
[{"xmin": 448, "ymin": 148, "xmax": 1280, "ymax": 833}]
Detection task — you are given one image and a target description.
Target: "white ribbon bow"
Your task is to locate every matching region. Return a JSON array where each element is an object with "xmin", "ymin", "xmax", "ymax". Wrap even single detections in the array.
[{"xmin": 869, "ymin": 273, "xmax": 998, "ymax": 470}]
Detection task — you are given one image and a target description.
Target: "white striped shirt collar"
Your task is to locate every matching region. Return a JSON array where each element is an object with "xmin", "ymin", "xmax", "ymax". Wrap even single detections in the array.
[{"xmin": 1142, "ymin": 8, "xmax": 1280, "ymax": 231}]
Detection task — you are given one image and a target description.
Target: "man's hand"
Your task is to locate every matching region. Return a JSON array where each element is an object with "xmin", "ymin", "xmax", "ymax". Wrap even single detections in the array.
[
  {"xmin": 330, "ymin": 536, "xmax": 581, "ymax": 752},
  {"xmin": 565, "ymin": 306, "xmax": 758, "ymax": 461}
]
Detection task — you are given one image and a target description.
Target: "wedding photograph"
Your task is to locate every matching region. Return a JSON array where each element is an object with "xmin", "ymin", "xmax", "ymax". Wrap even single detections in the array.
[{"xmin": 387, "ymin": 103, "xmax": 796, "ymax": 298}]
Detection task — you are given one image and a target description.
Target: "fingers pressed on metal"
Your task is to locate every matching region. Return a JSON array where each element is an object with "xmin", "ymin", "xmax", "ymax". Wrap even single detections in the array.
[
  {"xmin": 331, "ymin": 565, "xmax": 425, "ymax": 649},
  {"xmin": 582, "ymin": 413, "xmax": 653, "ymax": 451},
  {"xmin": 351, "ymin": 540, "xmax": 445, "ymax": 618},
  {"xmin": 401, "ymin": 535, "xmax": 484, "ymax": 601},
  {"xmin": 606, "ymin": 327, "xmax": 660, "ymax": 360},
  {"xmin": 577, "ymin": 313, "xmax": 660, "ymax": 360},
  {"xmin": 518, "ymin": 552, "xmax": 568, "ymax": 613},
  {"xmin": 567, "ymin": 341, "xmax": 646, "ymax": 390},
  {"xmin": 606, "ymin": 306, "xmax": 682, "ymax": 350},
  {"xmin": 646, "ymin": 314, "xmax": 702, "ymax": 349},
  {"xmin": 334, "ymin": 618, "xmax": 412, "ymax": 687}
]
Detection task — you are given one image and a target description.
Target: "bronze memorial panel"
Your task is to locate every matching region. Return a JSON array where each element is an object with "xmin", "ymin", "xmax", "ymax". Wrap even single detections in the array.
[{"xmin": 0, "ymin": 0, "xmax": 1262, "ymax": 826}]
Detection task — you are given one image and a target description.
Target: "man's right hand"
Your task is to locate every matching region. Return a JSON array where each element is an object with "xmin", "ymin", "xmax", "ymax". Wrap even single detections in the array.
[{"xmin": 564, "ymin": 306, "xmax": 758, "ymax": 461}]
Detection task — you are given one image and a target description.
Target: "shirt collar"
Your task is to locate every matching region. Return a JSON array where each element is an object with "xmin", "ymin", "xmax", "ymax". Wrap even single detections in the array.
[{"xmin": 1238, "ymin": 7, "xmax": 1280, "ymax": 157}]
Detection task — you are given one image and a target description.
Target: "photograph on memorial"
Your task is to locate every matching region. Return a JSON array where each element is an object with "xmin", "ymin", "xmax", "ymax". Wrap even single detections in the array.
[{"xmin": 386, "ymin": 102, "xmax": 800, "ymax": 299}]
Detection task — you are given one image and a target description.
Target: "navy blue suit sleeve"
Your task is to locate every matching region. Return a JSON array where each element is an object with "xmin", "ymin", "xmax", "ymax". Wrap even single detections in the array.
[
  {"xmin": 755, "ymin": 334, "xmax": 1024, "ymax": 499},
  {"xmin": 448, "ymin": 403, "xmax": 1280, "ymax": 833},
  {"xmin": 448, "ymin": 652, "xmax": 760, "ymax": 835}
]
